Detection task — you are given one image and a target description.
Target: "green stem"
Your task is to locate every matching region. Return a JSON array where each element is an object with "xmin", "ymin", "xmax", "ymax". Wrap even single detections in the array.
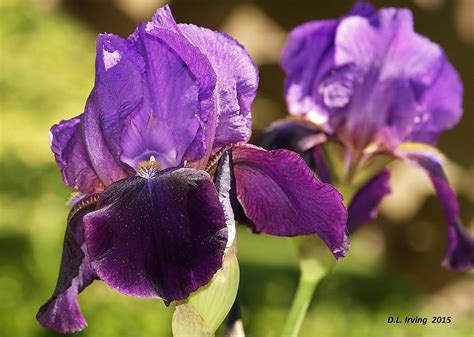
[{"xmin": 281, "ymin": 257, "xmax": 327, "ymax": 337}]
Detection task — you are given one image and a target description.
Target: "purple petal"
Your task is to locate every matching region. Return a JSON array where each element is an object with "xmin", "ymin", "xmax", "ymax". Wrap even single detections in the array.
[
  {"xmin": 409, "ymin": 60, "xmax": 463, "ymax": 144},
  {"xmin": 330, "ymin": 8, "xmax": 461, "ymax": 148},
  {"xmin": 347, "ymin": 169, "xmax": 391, "ymax": 232},
  {"xmin": 282, "ymin": 19, "xmax": 339, "ymax": 128},
  {"xmin": 398, "ymin": 144, "xmax": 474, "ymax": 271},
  {"xmin": 255, "ymin": 119, "xmax": 332, "ymax": 183},
  {"xmin": 37, "ymin": 198, "xmax": 98, "ymax": 333},
  {"xmin": 83, "ymin": 34, "xmax": 145, "ymax": 184},
  {"xmin": 126, "ymin": 23, "xmax": 216, "ymax": 169},
  {"xmin": 231, "ymin": 144, "xmax": 348, "ymax": 259},
  {"xmin": 179, "ymin": 23, "xmax": 259, "ymax": 152},
  {"xmin": 311, "ymin": 145, "xmax": 332, "ymax": 184},
  {"xmin": 84, "ymin": 168, "xmax": 228, "ymax": 301},
  {"xmin": 281, "ymin": 3, "xmax": 374, "ymax": 129},
  {"xmin": 50, "ymin": 117, "xmax": 104, "ymax": 193}
]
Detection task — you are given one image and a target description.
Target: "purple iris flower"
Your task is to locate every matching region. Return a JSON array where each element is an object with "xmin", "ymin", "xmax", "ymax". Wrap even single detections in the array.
[
  {"xmin": 37, "ymin": 6, "xmax": 348, "ymax": 334},
  {"xmin": 258, "ymin": 3, "xmax": 473, "ymax": 271}
]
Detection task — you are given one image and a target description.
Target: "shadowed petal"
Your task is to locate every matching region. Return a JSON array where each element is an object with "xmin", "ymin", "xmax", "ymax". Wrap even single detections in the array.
[
  {"xmin": 231, "ymin": 144, "xmax": 348, "ymax": 259},
  {"xmin": 397, "ymin": 143, "xmax": 474, "ymax": 271},
  {"xmin": 348, "ymin": 169, "xmax": 391, "ymax": 232},
  {"xmin": 255, "ymin": 119, "xmax": 331, "ymax": 182},
  {"xmin": 84, "ymin": 168, "xmax": 228, "ymax": 301},
  {"xmin": 179, "ymin": 23, "xmax": 259, "ymax": 152},
  {"xmin": 256, "ymin": 119, "xmax": 321, "ymax": 153},
  {"xmin": 36, "ymin": 198, "xmax": 98, "ymax": 333}
]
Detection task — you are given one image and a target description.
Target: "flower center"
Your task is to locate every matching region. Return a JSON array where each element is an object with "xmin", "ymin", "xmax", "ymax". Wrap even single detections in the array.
[{"xmin": 138, "ymin": 156, "xmax": 162, "ymax": 178}]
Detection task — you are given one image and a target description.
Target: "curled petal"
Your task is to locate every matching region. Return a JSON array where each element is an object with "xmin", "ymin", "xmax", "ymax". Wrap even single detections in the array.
[
  {"xmin": 179, "ymin": 23, "xmax": 259, "ymax": 152},
  {"xmin": 397, "ymin": 143, "xmax": 474, "ymax": 271},
  {"xmin": 84, "ymin": 168, "xmax": 228, "ymax": 301},
  {"xmin": 50, "ymin": 117, "xmax": 103, "ymax": 193},
  {"xmin": 347, "ymin": 169, "xmax": 391, "ymax": 232},
  {"xmin": 231, "ymin": 144, "xmax": 348, "ymax": 259},
  {"xmin": 36, "ymin": 199, "xmax": 97, "ymax": 333}
]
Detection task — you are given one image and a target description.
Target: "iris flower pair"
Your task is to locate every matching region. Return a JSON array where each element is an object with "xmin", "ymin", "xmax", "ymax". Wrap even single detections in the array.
[
  {"xmin": 37, "ymin": 6, "xmax": 348, "ymax": 333},
  {"xmin": 259, "ymin": 3, "xmax": 473, "ymax": 270}
]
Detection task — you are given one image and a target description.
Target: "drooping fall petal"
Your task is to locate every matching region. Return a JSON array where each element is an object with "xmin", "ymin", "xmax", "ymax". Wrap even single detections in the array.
[
  {"xmin": 231, "ymin": 144, "xmax": 348, "ymax": 259},
  {"xmin": 84, "ymin": 168, "xmax": 228, "ymax": 301},
  {"xmin": 36, "ymin": 198, "xmax": 98, "ymax": 333},
  {"xmin": 397, "ymin": 143, "xmax": 474, "ymax": 271}
]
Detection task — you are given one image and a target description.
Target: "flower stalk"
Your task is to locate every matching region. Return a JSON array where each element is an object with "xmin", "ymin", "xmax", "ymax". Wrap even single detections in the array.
[{"xmin": 281, "ymin": 254, "xmax": 327, "ymax": 337}]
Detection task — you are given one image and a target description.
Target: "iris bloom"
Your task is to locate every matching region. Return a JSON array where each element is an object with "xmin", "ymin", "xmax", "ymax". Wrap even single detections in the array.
[
  {"xmin": 258, "ymin": 3, "xmax": 473, "ymax": 271},
  {"xmin": 37, "ymin": 6, "xmax": 348, "ymax": 333}
]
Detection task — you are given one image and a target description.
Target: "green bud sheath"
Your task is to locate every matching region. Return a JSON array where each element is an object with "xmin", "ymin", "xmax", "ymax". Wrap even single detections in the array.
[{"xmin": 172, "ymin": 247, "xmax": 240, "ymax": 337}]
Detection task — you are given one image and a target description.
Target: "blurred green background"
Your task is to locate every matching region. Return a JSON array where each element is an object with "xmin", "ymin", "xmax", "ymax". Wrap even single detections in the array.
[{"xmin": 0, "ymin": 0, "xmax": 473, "ymax": 336}]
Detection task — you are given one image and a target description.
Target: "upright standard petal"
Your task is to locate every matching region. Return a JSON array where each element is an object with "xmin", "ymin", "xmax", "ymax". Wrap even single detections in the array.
[
  {"xmin": 37, "ymin": 196, "xmax": 98, "ymax": 333},
  {"xmin": 179, "ymin": 24, "xmax": 259, "ymax": 152},
  {"xmin": 328, "ymin": 7, "xmax": 463, "ymax": 150},
  {"xmin": 347, "ymin": 169, "xmax": 391, "ymax": 232},
  {"xmin": 397, "ymin": 143, "xmax": 474, "ymax": 271},
  {"xmin": 83, "ymin": 34, "xmax": 145, "ymax": 184},
  {"xmin": 282, "ymin": 19, "xmax": 339, "ymax": 128},
  {"xmin": 121, "ymin": 24, "xmax": 216, "ymax": 170},
  {"xmin": 282, "ymin": 3, "xmax": 375, "ymax": 129},
  {"xmin": 84, "ymin": 168, "xmax": 228, "ymax": 301},
  {"xmin": 409, "ymin": 59, "xmax": 463, "ymax": 144},
  {"xmin": 231, "ymin": 144, "xmax": 348, "ymax": 259}
]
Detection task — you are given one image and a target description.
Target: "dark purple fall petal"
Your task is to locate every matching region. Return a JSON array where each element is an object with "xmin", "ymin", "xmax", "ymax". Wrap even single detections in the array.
[
  {"xmin": 84, "ymin": 168, "xmax": 228, "ymax": 301},
  {"xmin": 36, "ymin": 201, "xmax": 97, "ymax": 333},
  {"xmin": 231, "ymin": 144, "xmax": 349, "ymax": 259},
  {"xmin": 347, "ymin": 169, "xmax": 391, "ymax": 232},
  {"xmin": 178, "ymin": 24, "xmax": 259, "ymax": 153},
  {"xmin": 398, "ymin": 146, "xmax": 474, "ymax": 271}
]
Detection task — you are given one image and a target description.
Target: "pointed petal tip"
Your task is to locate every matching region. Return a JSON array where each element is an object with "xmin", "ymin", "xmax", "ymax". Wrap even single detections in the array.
[
  {"xmin": 333, "ymin": 231, "xmax": 350, "ymax": 260},
  {"xmin": 232, "ymin": 145, "xmax": 348, "ymax": 258}
]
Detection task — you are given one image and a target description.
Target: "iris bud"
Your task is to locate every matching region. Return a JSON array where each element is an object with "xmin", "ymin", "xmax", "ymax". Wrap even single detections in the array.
[{"xmin": 172, "ymin": 247, "xmax": 240, "ymax": 336}]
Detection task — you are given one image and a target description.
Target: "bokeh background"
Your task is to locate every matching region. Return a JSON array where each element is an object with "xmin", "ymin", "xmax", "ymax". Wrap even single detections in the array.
[{"xmin": 1, "ymin": 0, "xmax": 473, "ymax": 336}]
